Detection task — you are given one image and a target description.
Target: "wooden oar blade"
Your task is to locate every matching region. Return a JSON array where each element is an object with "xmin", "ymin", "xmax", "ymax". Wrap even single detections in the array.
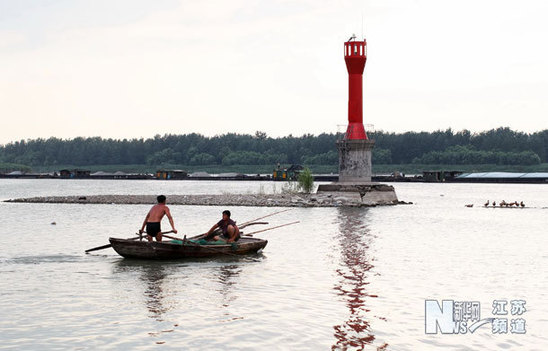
[
  {"xmin": 85, "ymin": 243, "xmax": 112, "ymax": 253},
  {"xmin": 85, "ymin": 233, "xmax": 148, "ymax": 253}
]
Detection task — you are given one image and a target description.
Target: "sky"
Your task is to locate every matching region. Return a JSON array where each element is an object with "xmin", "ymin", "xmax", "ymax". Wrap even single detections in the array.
[{"xmin": 1, "ymin": 0, "xmax": 548, "ymax": 144}]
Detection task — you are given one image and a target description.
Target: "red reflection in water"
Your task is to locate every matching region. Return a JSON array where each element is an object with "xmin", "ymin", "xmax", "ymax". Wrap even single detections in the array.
[{"xmin": 332, "ymin": 208, "xmax": 385, "ymax": 350}]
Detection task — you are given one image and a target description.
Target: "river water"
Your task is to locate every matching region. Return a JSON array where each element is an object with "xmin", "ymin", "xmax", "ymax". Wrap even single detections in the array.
[{"xmin": 0, "ymin": 179, "xmax": 546, "ymax": 350}]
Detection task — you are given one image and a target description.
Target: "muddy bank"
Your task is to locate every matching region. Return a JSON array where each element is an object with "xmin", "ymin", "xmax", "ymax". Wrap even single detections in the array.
[{"xmin": 5, "ymin": 192, "xmax": 406, "ymax": 207}]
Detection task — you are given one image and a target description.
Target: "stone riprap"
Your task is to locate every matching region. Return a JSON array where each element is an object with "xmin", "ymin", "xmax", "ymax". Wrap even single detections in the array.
[{"xmin": 5, "ymin": 190, "xmax": 405, "ymax": 208}]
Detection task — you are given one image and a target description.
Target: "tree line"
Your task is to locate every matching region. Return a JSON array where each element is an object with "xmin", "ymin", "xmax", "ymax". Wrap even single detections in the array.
[{"xmin": 1, "ymin": 128, "xmax": 547, "ymax": 168}]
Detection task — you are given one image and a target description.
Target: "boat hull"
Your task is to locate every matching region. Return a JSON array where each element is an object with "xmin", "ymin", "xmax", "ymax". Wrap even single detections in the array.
[{"xmin": 109, "ymin": 237, "xmax": 267, "ymax": 260}]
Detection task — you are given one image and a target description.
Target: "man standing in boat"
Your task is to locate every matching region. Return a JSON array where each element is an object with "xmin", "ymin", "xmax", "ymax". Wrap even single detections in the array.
[
  {"xmin": 206, "ymin": 210, "xmax": 240, "ymax": 243},
  {"xmin": 139, "ymin": 195, "xmax": 177, "ymax": 242}
]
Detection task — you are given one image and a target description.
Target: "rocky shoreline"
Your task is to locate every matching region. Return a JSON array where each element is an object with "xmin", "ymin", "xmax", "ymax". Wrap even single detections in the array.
[{"xmin": 5, "ymin": 192, "xmax": 408, "ymax": 207}]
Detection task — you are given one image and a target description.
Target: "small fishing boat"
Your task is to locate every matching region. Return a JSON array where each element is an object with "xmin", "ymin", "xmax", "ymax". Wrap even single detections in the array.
[{"xmin": 109, "ymin": 237, "xmax": 268, "ymax": 260}]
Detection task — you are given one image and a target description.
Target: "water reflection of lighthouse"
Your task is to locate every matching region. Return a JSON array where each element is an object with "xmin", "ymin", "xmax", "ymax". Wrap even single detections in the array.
[{"xmin": 332, "ymin": 208, "xmax": 386, "ymax": 350}]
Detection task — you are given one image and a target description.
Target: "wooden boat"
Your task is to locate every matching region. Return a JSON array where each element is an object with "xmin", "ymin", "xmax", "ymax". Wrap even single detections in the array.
[{"xmin": 109, "ymin": 237, "xmax": 268, "ymax": 260}]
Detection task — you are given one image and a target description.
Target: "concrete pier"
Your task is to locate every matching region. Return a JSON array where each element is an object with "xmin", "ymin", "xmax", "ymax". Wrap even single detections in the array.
[
  {"xmin": 321, "ymin": 139, "xmax": 399, "ymax": 205},
  {"xmin": 316, "ymin": 182, "xmax": 398, "ymax": 206},
  {"xmin": 336, "ymin": 139, "xmax": 375, "ymax": 182}
]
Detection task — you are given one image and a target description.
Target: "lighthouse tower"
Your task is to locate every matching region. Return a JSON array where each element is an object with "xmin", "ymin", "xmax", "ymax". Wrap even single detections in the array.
[
  {"xmin": 337, "ymin": 36, "xmax": 375, "ymax": 183},
  {"xmin": 317, "ymin": 36, "xmax": 398, "ymax": 206}
]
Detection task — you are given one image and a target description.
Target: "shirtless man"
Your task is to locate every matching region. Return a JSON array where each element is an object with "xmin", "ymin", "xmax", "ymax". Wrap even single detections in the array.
[
  {"xmin": 139, "ymin": 195, "xmax": 177, "ymax": 242},
  {"xmin": 205, "ymin": 210, "xmax": 240, "ymax": 243}
]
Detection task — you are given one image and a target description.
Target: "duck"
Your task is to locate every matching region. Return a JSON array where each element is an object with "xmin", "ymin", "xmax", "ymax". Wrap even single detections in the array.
[
  {"xmin": 484, "ymin": 200, "xmax": 490, "ymax": 207},
  {"xmin": 492, "ymin": 201, "xmax": 496, "ymax": 207},
  {"xmin": 520, "ymin": 201, "xmax": 525, "ymax": 208}
]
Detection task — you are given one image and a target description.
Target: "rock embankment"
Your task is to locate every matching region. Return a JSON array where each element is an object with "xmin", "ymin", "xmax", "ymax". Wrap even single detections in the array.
[{"xmin": 5, "ymin": 192, "xmax": 407, "ymax": 207}]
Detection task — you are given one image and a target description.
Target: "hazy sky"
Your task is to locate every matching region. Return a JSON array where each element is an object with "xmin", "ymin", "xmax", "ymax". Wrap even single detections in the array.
[{"xmin": 1, "ymin": 0, "xmax": 548, "ymax": 144}]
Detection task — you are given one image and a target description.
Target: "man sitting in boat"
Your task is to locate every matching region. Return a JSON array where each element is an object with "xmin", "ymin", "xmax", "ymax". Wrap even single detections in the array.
[
  {"xmin": 138, "ymin": 195, "xmax": 177, "ymax": 242},
  {"xmin": 205, "ymin": 210, "xmax": 240, "ymax": 243}
]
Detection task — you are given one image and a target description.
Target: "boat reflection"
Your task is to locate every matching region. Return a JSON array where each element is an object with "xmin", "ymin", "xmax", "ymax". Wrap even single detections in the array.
[
  {"xmin": 141, "ymin": 265, "xmax": 170, "ymax": 321},
  {"xmin": 112, "ymin": 258, "xmax": 250, "ymax": 323},
  {"xmin": 113, "ymin": 260, "xmax": 174, "ymax": 321},
  {"xmin": 332, "ymin": 207, "xmax": 381, "ymax": 350},
  {"xmin": 215, "ymin": 264, "xmax": 245, "ymax": 323},
  {"xmin": 216, "ymin": 264, "xmax": 241, "ymax": 308}
]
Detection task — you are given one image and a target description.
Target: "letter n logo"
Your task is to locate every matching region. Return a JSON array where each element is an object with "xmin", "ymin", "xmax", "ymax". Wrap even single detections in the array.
[{"xmin": 425, "ymin": 300, "xmax": 455, "ymax": 334}]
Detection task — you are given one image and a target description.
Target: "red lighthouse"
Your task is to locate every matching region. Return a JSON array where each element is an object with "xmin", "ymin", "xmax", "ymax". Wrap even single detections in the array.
[
  {"xmin": 344, "ymin": 37, "xmax": 367, "ymax": 140},
  {"xmin": 317, "ymin": 35, "xmax": 398, "ymax": 203},
  {"xmin": 335, "ymin": 35, "xmax": 374, "ymax": 183}
]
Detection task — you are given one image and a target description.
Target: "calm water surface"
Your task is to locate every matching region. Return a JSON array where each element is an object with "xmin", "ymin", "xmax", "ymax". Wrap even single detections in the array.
[{"xmin": 0, "ymin": 179, "xmax": 547, "ymax": 350}]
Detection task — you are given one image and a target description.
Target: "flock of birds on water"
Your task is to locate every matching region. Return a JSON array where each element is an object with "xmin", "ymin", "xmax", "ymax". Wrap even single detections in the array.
[{"xmin": 465, "ymin": 200, "xmax": 526, "ymax": 208}]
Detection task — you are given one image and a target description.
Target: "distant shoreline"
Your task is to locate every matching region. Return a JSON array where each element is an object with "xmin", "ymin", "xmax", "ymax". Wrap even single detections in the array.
[{"xmin": 2, "ymin": 172, "xmax": 548, "ymax": 183}]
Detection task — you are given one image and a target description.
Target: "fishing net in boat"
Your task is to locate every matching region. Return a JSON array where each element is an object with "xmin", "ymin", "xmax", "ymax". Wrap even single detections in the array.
[{"xmin": 169, "ymin": 239, "xmax": 227, "ymax": 245}]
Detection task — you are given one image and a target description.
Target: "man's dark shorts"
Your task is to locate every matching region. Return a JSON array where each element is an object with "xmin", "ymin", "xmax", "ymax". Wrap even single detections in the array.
[{"xmin": 146, "ymin": 222, "xmax": 161, "ymax": 237}]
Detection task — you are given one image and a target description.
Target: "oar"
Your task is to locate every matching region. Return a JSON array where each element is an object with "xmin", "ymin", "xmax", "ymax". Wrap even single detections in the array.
[
  {"xmin": 239, "ymin": 209, "xmax": 293, "ymax": 226},
  {"xmin": 84, "ymin": 230, "xmax": 175, "ymax": 253},
  {"xmin": 85, "ymin": 242, "xmax": 125, "ymax": 253},
  {"xmin": 162, "ymin": 233, "xmax": 185, "ymax": 241},
  {"xmin": 243, "ymin": 221, "xmax": 300, "ymax": 237},
  {"xmin": 234, "ymin": 221, "xmax": 268, "ymax": 230}
]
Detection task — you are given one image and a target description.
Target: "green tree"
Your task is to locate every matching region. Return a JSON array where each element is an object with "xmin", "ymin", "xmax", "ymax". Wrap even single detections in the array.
[
  {"xmin": 190, "ymin": 153, "xmax": 216, "ymax": 165},
  {"xmin": 298, "ymin": 167, "xmax": 314, "ymax": 193}
]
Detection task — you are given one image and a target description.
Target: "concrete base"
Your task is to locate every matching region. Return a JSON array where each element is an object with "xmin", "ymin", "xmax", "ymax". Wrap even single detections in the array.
[
  {"xmin": 337, "ymin": 139, "xmax": 375, "ymax": 182},
  {"xmin": 316, "ymin": 182, "xmax": 399, "ymax": 206}
]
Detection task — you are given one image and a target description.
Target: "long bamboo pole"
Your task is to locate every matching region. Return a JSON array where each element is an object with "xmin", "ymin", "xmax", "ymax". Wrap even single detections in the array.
[
  {"xmin": 240, "ymin": 209, "xmax": 293, "ymax": 226},
  {"xmin": 243, "ymin": 221, "xmax": 300, "ymax": 237}
]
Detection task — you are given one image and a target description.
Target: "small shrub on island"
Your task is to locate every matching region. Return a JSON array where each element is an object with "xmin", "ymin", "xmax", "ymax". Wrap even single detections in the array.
[{"xmin": 298, "ymin": 167, "xmax": 314, "ymax": 194}]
